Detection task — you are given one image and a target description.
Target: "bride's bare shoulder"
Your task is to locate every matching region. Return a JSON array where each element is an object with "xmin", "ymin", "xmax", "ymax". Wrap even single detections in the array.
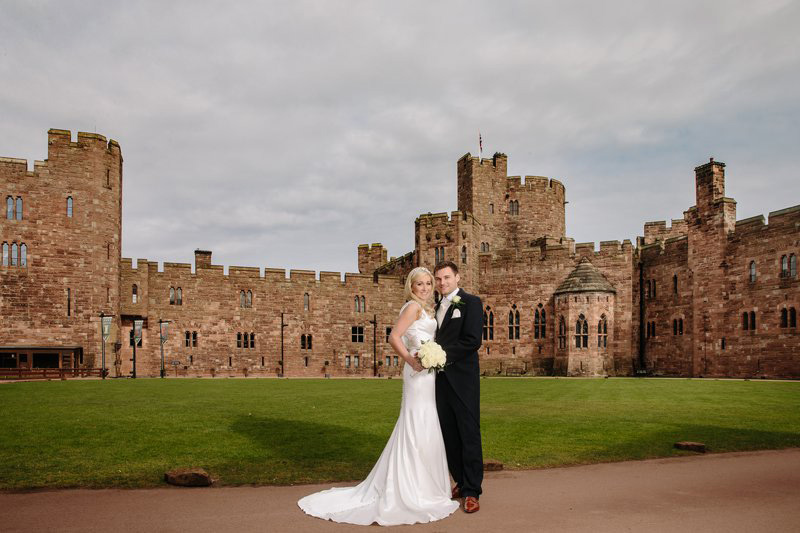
[{"xmin": 400, "ymin": 300, "xmax": 423, "ymax": 320}]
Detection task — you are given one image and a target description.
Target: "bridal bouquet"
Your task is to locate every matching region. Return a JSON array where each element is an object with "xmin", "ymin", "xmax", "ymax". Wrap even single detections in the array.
[{"xmin": 417, "ymin": 340, "xmax": 447, "ymax": 373}]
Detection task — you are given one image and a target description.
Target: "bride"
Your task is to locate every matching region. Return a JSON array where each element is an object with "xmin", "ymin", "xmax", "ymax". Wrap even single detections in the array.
[{"xmin": 298, "ymin": 266, "xmax": 459, "ymax": 526}]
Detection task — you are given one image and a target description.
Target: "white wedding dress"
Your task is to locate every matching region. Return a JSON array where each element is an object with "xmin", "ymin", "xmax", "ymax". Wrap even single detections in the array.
[{"xmin": 298, "ymin": 302, "xmax": 459, "ymax": 526}]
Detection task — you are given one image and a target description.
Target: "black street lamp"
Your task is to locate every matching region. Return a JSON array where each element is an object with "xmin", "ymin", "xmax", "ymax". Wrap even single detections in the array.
[
  {"xmin": 99, "ymin": 313, "xmax": 113, "ymax": 380},
  {"xmin": 132, "ymin": 319, "xmax": 143, "ymax": 379},
  {"xmin": 159, "ymin": 319, "xmax": 170, "ymax": 378},
  {"xmin": 280, "ymin": 312, "xmax": 287, "ymax": 377},
  {"xmin": 369, "ymin": 313, "xmax": 377, "ymax": 377}
]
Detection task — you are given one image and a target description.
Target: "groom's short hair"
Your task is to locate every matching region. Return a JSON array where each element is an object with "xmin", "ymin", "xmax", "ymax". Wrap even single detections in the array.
[{"xmin": 434, "ymin": 261, "xmax": 459, "ymax": 275}]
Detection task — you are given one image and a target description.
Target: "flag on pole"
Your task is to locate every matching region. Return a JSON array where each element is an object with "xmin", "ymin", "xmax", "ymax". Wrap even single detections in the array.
[{"xmin": 479, "ymin": 131, "xmax": 483, "ymax": 159}]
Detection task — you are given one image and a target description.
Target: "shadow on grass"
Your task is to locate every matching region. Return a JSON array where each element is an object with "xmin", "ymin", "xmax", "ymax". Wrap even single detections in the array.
[{"xmin": 225, "ymin": 416, "xmax": 390, "ymax": 485}]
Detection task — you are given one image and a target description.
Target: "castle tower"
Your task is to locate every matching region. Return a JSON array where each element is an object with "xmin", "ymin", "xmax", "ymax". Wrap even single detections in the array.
[
  {"xmin": 687, "ymin": 158, "xmax": 736, "ymax": 376},
  {"xmin": 0, "ymin": 129, "xmax": 123, "ymax": 372}
]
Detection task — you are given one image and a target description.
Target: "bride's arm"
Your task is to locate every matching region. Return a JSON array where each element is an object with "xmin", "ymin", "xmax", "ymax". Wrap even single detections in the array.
[{"xmin": 388, "ymin": 303, "xmax": 424, "ymax": 372}]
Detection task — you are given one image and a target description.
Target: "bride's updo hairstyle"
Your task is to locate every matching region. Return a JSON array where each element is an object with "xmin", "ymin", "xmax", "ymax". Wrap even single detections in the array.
[{"xmin": 404, "ymin": 267, "xmax": 435, "ymax": 316}]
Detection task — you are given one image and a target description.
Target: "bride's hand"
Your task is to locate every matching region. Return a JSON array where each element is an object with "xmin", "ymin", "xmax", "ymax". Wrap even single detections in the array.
[{"xmin": 410, "ymin": 356, "xmax": 424, "ymax": 373}]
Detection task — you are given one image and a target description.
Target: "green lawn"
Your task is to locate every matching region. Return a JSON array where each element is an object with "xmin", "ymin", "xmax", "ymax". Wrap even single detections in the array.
[{"xmin": 0, "ymin": 377, "xmax": 798, "ymax": 490}]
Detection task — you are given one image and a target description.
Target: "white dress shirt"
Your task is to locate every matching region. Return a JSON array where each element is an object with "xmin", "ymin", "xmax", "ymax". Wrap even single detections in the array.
[{"xmin": 436, "ymin": 288, "xmax": 460, "ymax": 327}]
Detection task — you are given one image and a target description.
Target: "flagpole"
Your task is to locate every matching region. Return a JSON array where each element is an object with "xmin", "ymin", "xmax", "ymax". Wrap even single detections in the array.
[{"xmin": 478, "ymin": 131, "xmax": 483, "ymax": 160}]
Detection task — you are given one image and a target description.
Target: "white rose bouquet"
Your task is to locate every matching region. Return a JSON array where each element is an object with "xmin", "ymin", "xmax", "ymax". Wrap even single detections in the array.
[{"xmin": 417, "ymin": 340, "xmax": 447, "ymax": 373}]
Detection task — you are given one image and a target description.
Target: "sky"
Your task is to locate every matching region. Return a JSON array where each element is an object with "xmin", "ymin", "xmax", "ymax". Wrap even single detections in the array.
[{"xmin": 2, "ymin": 0, "xmax": 799, "ymax": 275}]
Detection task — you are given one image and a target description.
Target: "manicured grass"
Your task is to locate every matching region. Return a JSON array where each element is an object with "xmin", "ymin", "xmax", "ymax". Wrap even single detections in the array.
[{"xmin": 0, "ymin": 377, "xmax": 798, "ymax": 490}]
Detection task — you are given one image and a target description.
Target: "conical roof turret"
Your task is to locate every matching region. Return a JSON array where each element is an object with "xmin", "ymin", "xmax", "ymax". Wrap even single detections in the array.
[{"xmin": 554, "ymin": 257, "xmax": 616, "ymax": 294}]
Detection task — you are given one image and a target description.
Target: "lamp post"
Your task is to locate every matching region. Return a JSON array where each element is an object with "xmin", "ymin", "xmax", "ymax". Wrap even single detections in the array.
[
  {"xmin": 280, "ymin": 312, "xmax": 287, "ymax": 377},
  {"xmin": 132, "ymin": 319, "xmax": 143, "ymax": 379},
  {"xmin": 159, "ymin": 319, "xmax": 170, "ymax": 378},
  {"xmin": 369, "ymin": 313, "xmax": 377, "ymax": 377},
  {"xmin": 100, "ymin": 313, "xmax": 113, "ymax": 380}
]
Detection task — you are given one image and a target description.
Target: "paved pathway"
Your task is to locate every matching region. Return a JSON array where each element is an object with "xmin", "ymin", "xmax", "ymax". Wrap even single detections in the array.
[{"xmin": 4, "ymin": 449, "xmax": 799, "ymax": 532}]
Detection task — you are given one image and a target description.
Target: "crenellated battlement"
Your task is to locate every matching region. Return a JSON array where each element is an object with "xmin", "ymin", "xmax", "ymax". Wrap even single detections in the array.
[
  {"xmin": 506, "ymin": 175, "xmax": 566, "ymax": 195},
  {"xmin": 643, "ymin": 218, "xmax": 688, "ymax": 244}
]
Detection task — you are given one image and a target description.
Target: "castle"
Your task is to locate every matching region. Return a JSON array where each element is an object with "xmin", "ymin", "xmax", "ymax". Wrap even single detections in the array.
[{"xmin": 1, "ymin": 129, "xmax": 798, "ymax": 378}]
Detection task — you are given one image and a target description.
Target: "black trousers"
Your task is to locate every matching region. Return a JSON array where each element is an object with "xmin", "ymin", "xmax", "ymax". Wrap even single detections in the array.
[{"xmin": 436, "ymin": 375, "xmax": 483, "ymax": 498}]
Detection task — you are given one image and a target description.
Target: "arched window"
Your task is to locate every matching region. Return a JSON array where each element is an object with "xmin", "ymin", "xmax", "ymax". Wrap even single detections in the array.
[
  {"xmin": 240, "ymin": 290, "xmax": 246, "ymax": 308},
  {"xmin": 558, "ymin": 316, "xmax": 567, "ymax": 349},
  {"xmin": 483, "ymin": 306, "xmax": 494, "ymax": 340},
  {"xmin": 742, "ymin": 312, "xmax": 749, "ymax": 331},
  {"xmin": 250, "ymin": 333, "xmax": 255, "ymax": 348},
  {"xmin": 598, "ymin": 315, "xmax": 608, "ymax": 348},
  {"xmin": 575, "ymin": 314, "xmax": 588, "ymax": 348},
  {"xmin": 507, "ymin": 305, "xmax": 520, "ymax": 340},
  {"xmin": 192, "ymin": 331, "xmax": 198, "ymax": 347},
  {"xmin": 461, "ymin": 245, "xmax": 467, "ymax": 264},
  {"xmin": 307, "ymin": 334, "xmax": 312, "ymax": 350},
  {"xmin": 781, "ymin": 308, "xmax": 788, "ymax": 328},
  {"xmin": 435, "ymin": 247, "xmax": 440, "ymax": 263},
  {"xmin": 304, "ymin": 293, "xmax": 310, "ymax": 311},
  {"xmin": 15, "ymin": 197, "xmax": 22, "ymax": 220},
  {"xmin": 10, "ymin": 243, "xmax": 17, "ymax": 266},
  {"xmin": 652, "ymin": 280, "xmax": 657, "ymax": 299},
  {"xmin": 534, "ymin": 308, "xmax": 541, "ymax": 339},
  {"xmin": 673, "ymin": 274, "xmax": 678, "ymax": 294},
  {"xmin": 185, "ymin": 331, "xmax": 191, "ymax": 347},
  {"xmin": 237, "ymin": 332, "xmax": 242, "ymax": 348},
  {"xmin": 781, "ymin": 255, "xmax": 789, "ymax": 276},
  {"xmin": 132, "ymin": 284, "xmax": 138, "ymax": 304},
  {"xmin": 749, "ymin": 261, "xmax": 756, "ymax": 282},
  {"xmin": 651, "ymin": 321, "xmax": 655, "ymax": 337},
  {"xmin": 1, "ymin": 242, "xmax": 7, "ymax": 266},
  {"xmin": 791, "ymin": 308, "xmax": 797, "ymax": 328},
  {"xmin": 647, "ymin": 321, "xmax": 652, "ymax": 338},
  {"xmin": 243, "ymin": 332, "xmax": 249, "ymax": 348},
  {"xmin": 489, "ymin": 203, "xmax": 494, "ymax": 214},
  {"xmin": 6, "ymin": 196, "xmax": 12, "ymax": 219},
  {"xmin": 355, "ymin": 296, "xmax": 360, "ymax": 313},
  {"xmin": 66, "ymin": 196, "xmax": 73, "ymax": 217},
  {"xmin": 679, "ymin": 318, "xmax": 684, "ymax": 335},
  {"xmin": 361, "ymin": 296, "xmax": 366, "ymax": 312},
  {"xmin": 301, "ymin": 334, "xmax": 307, "ymax": 350},
  {"xmin": 169, "ymin": 287, "xmax": 175, "ymax": 305},
  {"xmin": 791, "ymin": 254, "xmax": 797, "ymax": 277},
  {"xmin": 646, "ymin": 280, "xmax": 651, "ymax": 299},
  {"xmin": 749, "ymin": 311, "xmax": 756, "ymax": 330},
  {"xmin": 20, "ymin": 243, "xmax": 26, "ymax": 267},
  {"xmin": 176, "ymin": 287, "xmax": 183, "ymax": 306},
  {"xmin": 246, "ymin": 290, "xmax": 252, "ymax": 308}
]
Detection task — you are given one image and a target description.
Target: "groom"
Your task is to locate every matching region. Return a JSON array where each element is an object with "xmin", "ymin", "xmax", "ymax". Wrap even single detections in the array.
[{"xmin": 433, "ymin": 261, "xmax": 483, "ymax": 514}]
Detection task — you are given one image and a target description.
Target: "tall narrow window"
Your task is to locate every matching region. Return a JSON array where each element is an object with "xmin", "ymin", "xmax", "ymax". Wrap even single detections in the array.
[
  {"xmin": 575, "ymin": 314, "xmax": 588, "ymax": 348},
  {"xmin": 307, "ymin": 334, "xmax": 312, "ymax": 350},
  {"xmin": 15, "ymin": 197, "xmax": 22, "ymax": 220},
  {"xmin": 361, "ymin": 296, "xmax": 366, "ymax": 313},
  {"xmin": 749, "ymin": 261, "xmax": 756, "ymax": 282},
  {"xmin": 176, "ymin": 287, "xmax": 183, "ymax": 305},
  {"xmin": 742, "ymin": 312, "xmax": 749, "ymax": 331},
  {"xmin": 192, "ymin": 331, "xmax": 198, "ymax": 347},
  {"xmin": 679, "ymin": 318, "xmax": 684, "ymax": 335},
  {"xmin": 791, "ymin": 308, "xmax": 797, "ymax": 328},
  {"xmin": 558, "ymin": 316, "xmax": 566, "ymax": 349},
  {"xmin": 355, "ymin": 296, "xmax": 360, "ymax": 313},
  {"xmin": 169, "ymin": 287, "xmax": 176, "ymax": 305},
  {"xmin": 132, "ymin": 284, "xmax": 138, "ymax": 304},
  {"xmin": 673, "ymin": 274, "xmax": 678, "ymax": 294},
  {"xmin": 354, "ymin": 355, "xmax": 360, "ymax": 368},
  {"xmin": 345, "ymin": 356, "xmax": 351, "ymax": 368},
  {"xmin": 301, "ymin": 334, "xmax": 307, "ymax": 350},
  {"xmin": 66, "ymin": 196, "xmax": 73, "ymax": 217},
  {"xmin": 781, "ymin": 255, "xmax": 789, "ymax": 276},
  {"xmin": 483, "ymin": 306, "xmax": 494, "ymax": 341},
  {"xmin": 20, "ymin": 243, "xmax": 26, "ymax": 267},
  {"xmin": 304, "ymin": 293, "xmax": 310, "ymax": 311},
  {"xmin": 791, "ymin": 254, "xmax": 797, "ymax": 277},
  {"xmin": 67, "ymin": 288, "xmax": 71, "ymax": 317},
  {"xmin": 534, "ymin": 308, "xmax": 541, "ymax": 339},
  {"xmin": 646, "ymin": 280, "xmax": 651, "ymax": 299},
  {"xmin": 435, "ymin": 247, "xmax": 440, "ymax": 263},
  {"xmin": 386, "ymin": 327, "xmax": 392, "ymax": 342},
  {"xmin": 240, "ymin": 290, "xmax": 246, "ymax": 308},
  {"xmin": 598, "ymin": 315, "xmax": 608, "ymax": 348},
  {"xmin": 749, "ymin": 311, "xmax": 756, "ymax": 330},
  {"xmin": 781, "ymin": 308, "xmax": 789, "ymax": 328},
  {"xmin": 10, "ymin": 243, "xmax": 17, "ymax": 266},
  {"xmin": 243, "ymin": 332, "xmax": 249, "ymax": 348},
  {"xmin": 461, "ymin": 246, "xmax": 467, "ymax": 264},
  {"xmin": 245, "ymin": 290, "xmax": 252, "ymax": 308},
  {"xmin": 185, "ymin": 331, "xmax": 191, "ymax": 347},
  {"xmin": 6, "ymin": 196, "xmax": 12, "ymax": 219},
  {"xmin": 1, "ymin": 242, "xmax": 7, "ymax": 266},
  {"xmin": 250, "ymin": 333, "xmax": 255, "ymax": 348},
  {"xmin": 652, "ymin": 280, "xmax": 657, "ymax": 299}
]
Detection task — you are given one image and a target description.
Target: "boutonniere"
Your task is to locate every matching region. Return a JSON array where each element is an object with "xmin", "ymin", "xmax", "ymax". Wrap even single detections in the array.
[{"xmin": 451, "ymin": 295, "xmax": 465, "ymax": 309}]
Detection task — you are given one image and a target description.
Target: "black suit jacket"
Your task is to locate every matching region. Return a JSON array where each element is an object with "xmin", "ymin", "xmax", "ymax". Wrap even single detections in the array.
[{"xmin": 435, "ymin": 289, "xmax": 483, "ymax": 417}]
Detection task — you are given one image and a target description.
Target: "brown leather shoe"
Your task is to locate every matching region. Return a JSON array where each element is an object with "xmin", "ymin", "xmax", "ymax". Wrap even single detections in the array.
[
  {"xmin": 464, "ymin": 496, "xmax": 480, "ymax": 513},
  {"xmin": 451, "ymin": 486, "xmax": 461, "ymax": 499}
]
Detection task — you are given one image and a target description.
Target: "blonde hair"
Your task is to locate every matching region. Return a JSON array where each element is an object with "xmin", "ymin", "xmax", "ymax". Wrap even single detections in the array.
[{"xmin": 404, "ymin": 267, "xmax": 435, "ymax": 316}]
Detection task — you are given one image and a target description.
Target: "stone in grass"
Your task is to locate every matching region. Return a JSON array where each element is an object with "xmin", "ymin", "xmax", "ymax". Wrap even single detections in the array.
[
  {"xmin": 674, "ymin": 441, "xmax": 707, "ymax": 453},
  {"xmin": 483, "ymin": 459, "xmax": 504, "ymax": 471},
  {"xmin": 165, "ymin": 467, "xmax": 213, "ymax": 487}
]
